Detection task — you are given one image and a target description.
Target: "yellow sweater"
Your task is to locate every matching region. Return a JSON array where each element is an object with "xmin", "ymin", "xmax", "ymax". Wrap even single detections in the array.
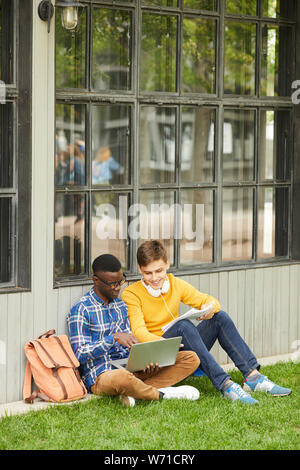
[{"xmin": 121, "ymin": 274, "xmax": 221, "ymax": 343}]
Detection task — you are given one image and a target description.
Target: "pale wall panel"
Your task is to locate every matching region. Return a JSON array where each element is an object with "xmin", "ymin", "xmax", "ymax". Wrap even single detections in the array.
[
  {"xmin": 1, "ymin": 265, "xmax": 300, "ymax": 404},
  {"xmin": 0, "ymin": 295, "xmax": 8, "ymax": 403}
]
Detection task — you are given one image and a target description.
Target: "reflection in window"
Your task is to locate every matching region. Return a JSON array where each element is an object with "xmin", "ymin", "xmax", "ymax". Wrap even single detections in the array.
[
  {"xmin": 222, "ymin": 188, "xmax": 253, "ymax": 262},
  {"xmin": 261, "ymin": 25, "xmax": 292, "ymax": 97},
  {"xmin": 180, "ymin": 189, "xmax": 213, "ymax": 266},
  {"xmin": 139, "ymin": 106, "xmax": 176, "ymax": 184},
  {"xmin": 225, "ymin": 0, "xmax": 257, "ymax": 16},
  {"xmin": 56, "ymin": 7, "xmax": 86, "ymax": 88},
  {"xmin": 183, "ymin": 0, "xmax": 217, "ymax": 10},
  {"xmin": 92, "ymin": 8, "xmax": 132, "ymax": 91},
  {"xmin": 0, "ymin": 197, "xmax": 11, "ymax": 282},
  {"xmin": 259, "ymin": 110, "xmax": 274, "ymax": 180},
  {"xmin": 222, "ymin": 109, "xmax": 255, "ymax": 183},
  {"xmin": 182, "ymin": 17, "xmax": 216, "ymax": 94},
  {"xmin": 224, "ymin": 21, "xmax": 256, "ymax": 95},
  {"xmin": 257, "ymin": 187, "xmax": 289, "ymax": 258},
  {"xmin": 262, "ymin": 0, "xmax": 295, "ymax": 19},
  {"xmin": 55, "ymin": 194, "xmax": 85, "ymax": 278},
  {"xmin": 139, "ymin": 191, "xmax": 175, "ymax": 265},
  {"xmin": 142, "ymin": 0, "xmax": 178, "ymax": 6},
  {"xmin": 0, "ymin": 104, "xmax": 13, "ymax": 188},
  {"xmin": 180, "ymin": 107, "xmax": 215, "ymax": 183},
  {"xmin": 0, "ymin": 0, "xmax": 13, "ymax": 84},
  {"xmin": 141, "ymin": 13, "xmax": 177, "ymax": 92},
  {"xmin": 259, "ymin": 109, "xmax": 291, "ymax": 181},
  {"xmin": 91, "ymin": 104, "xmax": 130, "ymax": 185},
  {"xmin": 91, "ymin": 192, "xmax": 129, "ymax": 269},
  {"xmin": 56, "ymin": 103, "xmax": 86, "ymax": 186}
]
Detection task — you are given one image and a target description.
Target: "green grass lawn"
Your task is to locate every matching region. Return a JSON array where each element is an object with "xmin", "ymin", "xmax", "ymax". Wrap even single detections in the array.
[{"xmin": 0, "ymin": 362, "xmax": 299, "ymax": 450}]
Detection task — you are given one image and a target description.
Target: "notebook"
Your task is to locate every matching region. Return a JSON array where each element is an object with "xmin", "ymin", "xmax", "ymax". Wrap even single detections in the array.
[{"xmin": 110, "ymin": 336, "xmax": 182, "ymax": 372}]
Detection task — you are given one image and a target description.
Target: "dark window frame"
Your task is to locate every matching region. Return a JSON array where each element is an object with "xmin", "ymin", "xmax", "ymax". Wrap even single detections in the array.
[
  {"xmin": 54, "ymin": 0, "xmax": 298, "ymax": 287},
  {"xmin": 0, "ymin": 0, "xmax": 32, "ymax": 292}
]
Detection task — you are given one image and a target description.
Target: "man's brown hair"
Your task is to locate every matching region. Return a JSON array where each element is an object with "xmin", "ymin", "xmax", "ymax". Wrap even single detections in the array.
[{"xmin": 137, "ymin": 240, "xmax": 168, "ymax": 267}]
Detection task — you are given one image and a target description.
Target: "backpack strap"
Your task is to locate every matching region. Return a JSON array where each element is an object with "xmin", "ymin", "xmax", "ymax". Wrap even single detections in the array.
[
  {"xmin": 38, "ymin": 329, "xmax": 56, "ymax": 339},
  {"xmin": 23, "ymin": 360, "xmax": 51, "ymax": 404}
]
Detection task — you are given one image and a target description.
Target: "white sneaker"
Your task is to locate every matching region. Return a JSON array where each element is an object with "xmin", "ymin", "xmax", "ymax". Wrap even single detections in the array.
[
  {"xmin": 158, "ymin": 385, "xmax": 199, "ymax": 401},
  {"xmin": 119, "ymin": 395, "xmax": 136, "ymax": 408}
]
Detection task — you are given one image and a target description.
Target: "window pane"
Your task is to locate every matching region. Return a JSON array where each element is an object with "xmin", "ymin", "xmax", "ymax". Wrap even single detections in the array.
[
  {"xmin": 275, "ymin": 111, "xmax": 291, "ymax": 181},
  {"xmin": 139, "ymin": 106, "xmax": 176, "ymax": 184},
  {"xmin": 56, "ymin": 103, "xmax": 86, "ymax": 187},
  {"xmin": 0, "ymin": 0, "xmax": 13, "ymax": 83},
  {"xmin": 183, "ymin": 1, "xmax": 217, "ymax": 11},
  {"xmin": 0, "ymin": 103, "xmax": 13, "ymax": 188},
  {"xmin": 92, "ymin": 8, "xmax": 132, "ymax": 91},
  {"xmin": 222, "ymin": 109, "xmax": 255, "ymax": 183},
  {"xmin": 91, "ymin": 104, "xmax": 131, "ymax": 185},
  {"xmin": 91, "ymin": 192, "xmax": 129, "ymax": 270},
  {"xmin": 139, "ymin": 191, "xmax": 175, "ymax": 265},
  {"xmin": 259, "ymin": 110, "xmax": 291, "ymax": 182},
  {"xmin": 141, "ymin": 13, "xmax": 177, "ymax": 92},
  {"xmin": 54, "ymin": 194, "xmax": 85, "ymax": 278},
  {"xmin": 225, "ymin": 0, "xmax": 257, "ymax": 15},
  {"xmin": 56, "ymin": 7, "xmax": 86, "ymax": 89},
  {"xmin": 257, "ymin": 187, "xmax": 289, "ymax": 259},
  {"xmin": 224, "ymin": 22, "xmax": 256, "ymax": 95},
  {"xmin": 180, "ymin": 107, "xmax": 215, "ymax": 183},
  {"xmin": 0, "ymin": 197, "xmax": 11, "ymax": 282},
  {"xmin": 222, "ymin": 188, "xmax": 253, "ymax": 261},
  {"xmin": 180, "ymin": 189, "xmax": 213, "ymax": 266},
  {"xmin": 262, "ymin": 0, "xmax": 295, "ymax": 19},
  {"xmin": 182, "ymin": 17, "xmax": 216, "ymax": 94},
  {"xmin": 261, "ymin": 25, "xmax": 292, "ymax": 97}
]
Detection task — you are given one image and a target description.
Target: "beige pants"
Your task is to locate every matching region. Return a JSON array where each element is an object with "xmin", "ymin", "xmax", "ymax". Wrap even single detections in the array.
[{"xmin": 90, "ymin": 350, "xmax": 199, "ymax": 401}]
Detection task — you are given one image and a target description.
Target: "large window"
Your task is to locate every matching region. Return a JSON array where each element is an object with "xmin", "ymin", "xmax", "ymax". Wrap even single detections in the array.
[
  {"xmin": 55, "ymin": 0, "xmax": 295, "ymax": 283},
  {"xmin": 0, "ymin": 0, "xmax": 31, "ymax": 289}
]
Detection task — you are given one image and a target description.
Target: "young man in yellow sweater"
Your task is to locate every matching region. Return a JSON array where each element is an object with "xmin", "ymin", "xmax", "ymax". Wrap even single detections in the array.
[{"xmin": 122, "ymin": 240, "xmax": 292, "ymax": 405}]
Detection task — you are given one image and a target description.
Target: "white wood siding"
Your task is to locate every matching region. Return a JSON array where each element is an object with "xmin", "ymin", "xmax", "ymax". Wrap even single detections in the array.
[
  {"xmin": 1, "ymin": 266, "xmax": 300, "ymax": 404},
  {"xmin": 0, "ymin": 3, "xmax": 299, "ymax": 405}
]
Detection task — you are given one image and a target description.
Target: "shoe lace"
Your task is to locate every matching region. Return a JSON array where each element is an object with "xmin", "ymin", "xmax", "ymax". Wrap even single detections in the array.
[{"xmin": 232, "ymin": 383, "xmax": 250, "ymax": 398}]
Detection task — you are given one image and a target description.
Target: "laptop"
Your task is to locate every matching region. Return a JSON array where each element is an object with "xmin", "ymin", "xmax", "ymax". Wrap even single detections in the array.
[{"xmin": 110, "ymin": 336, "xmax": 182, "ymax": 372}]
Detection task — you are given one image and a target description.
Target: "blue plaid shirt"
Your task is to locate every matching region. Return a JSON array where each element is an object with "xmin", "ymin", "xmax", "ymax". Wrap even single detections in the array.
[{"xmin": 66, "ymin": 288, "xmax": 131, "ymax": 390}]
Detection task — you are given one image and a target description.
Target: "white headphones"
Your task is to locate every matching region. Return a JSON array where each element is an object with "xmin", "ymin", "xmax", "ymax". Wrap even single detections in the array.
[{"xmin": 141, "ymin": 277, "xmax": 170, "ymax": 298}]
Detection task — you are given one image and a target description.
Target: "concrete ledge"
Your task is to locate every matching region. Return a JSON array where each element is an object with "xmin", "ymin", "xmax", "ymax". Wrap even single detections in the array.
[
  {"xmin": 0, "ymin": 353, "xmax": 296, "ymax": 420},
  {"xmin": 0, "ymin": 394, "xmax": 98, "ymax": 420}
]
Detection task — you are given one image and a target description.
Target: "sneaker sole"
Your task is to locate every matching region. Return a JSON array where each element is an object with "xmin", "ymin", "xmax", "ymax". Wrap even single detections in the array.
[
  {"xmin": 243, "ymin": 386, "xmax": 292, "ymax": 397},
  {"xmin": 119, "ymin": 395, "xmax": 135, "ymax": 408}
]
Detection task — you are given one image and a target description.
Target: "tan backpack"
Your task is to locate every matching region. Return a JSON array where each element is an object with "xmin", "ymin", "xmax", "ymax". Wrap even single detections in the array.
[{"xmin": 23, "ymin": 329, "xmax": 87, "ymax": 404}]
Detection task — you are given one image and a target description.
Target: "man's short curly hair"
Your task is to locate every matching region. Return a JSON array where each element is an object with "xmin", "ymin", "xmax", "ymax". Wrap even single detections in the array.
[{"xmin": 137, "ymin": 240, "xmax": 168, "ymax": 267}]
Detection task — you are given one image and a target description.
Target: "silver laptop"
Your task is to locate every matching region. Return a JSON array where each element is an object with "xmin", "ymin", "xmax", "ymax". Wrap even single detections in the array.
[{"xmin": 110, "ymin": 336, "xmax": 182, "ymax": 372}]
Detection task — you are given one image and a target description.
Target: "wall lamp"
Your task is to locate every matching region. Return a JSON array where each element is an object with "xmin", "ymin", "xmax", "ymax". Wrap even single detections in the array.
[{"xmin": 38, "ymin": 0, "xmax": 83, "ymax": 34}]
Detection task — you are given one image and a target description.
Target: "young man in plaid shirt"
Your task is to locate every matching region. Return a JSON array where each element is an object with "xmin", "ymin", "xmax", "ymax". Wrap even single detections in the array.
[{"xmin": 67, "ymin": 254, "xmax": 200, "ymax": 407}]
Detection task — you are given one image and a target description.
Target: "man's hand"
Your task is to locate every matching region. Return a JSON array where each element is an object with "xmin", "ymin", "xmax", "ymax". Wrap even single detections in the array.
[
  {"xmin": 113, "ymin": 332, "xmax": 139, "ymax": 349},
  {"xmin": 143, "ymin": 362, "xmax": 160, "ymax": 375},
  {"xmin": 197, "ymin": 303, "xmax": 215, "ymax": 321}
]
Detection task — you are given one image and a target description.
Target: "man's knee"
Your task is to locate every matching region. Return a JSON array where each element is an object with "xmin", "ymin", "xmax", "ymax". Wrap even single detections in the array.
[
  {"xmin": 215, "ymin": 310, "xmax": 232, "ymax": 325},
  {"xmin": 92, "ymin": 369, "xmax": 133, "ymax": 396},
  {"xmin": 177, "ymin": 350, "xmax": 200, "ymax": 369}
]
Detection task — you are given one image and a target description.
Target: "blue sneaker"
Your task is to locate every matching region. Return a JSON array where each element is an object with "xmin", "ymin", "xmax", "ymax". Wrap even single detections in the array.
[
  {"xmin": 243, "ymin": 375, "xmax": 292, "ymax": 397},
  {"xmin": 222, "ymin": 382, "xmax": 259, "ymax": 405},
  {"xmin": 193, "ymin": 367, "xmax": 206, "ymax": 378}
]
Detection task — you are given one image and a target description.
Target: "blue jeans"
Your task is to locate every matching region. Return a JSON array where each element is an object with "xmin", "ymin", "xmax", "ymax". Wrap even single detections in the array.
[{"xmin": 163, "ymin": 311, "xmax": 260, "ymax": 391}]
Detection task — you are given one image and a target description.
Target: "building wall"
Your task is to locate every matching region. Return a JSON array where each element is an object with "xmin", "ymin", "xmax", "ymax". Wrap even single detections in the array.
[
  {"xmin": 1, "ymin": 264, "xmax": 300, "ymax": 404},
  {"xmin": 0, "ymin": 1, "xmax": 300, "ymax": 405}
]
